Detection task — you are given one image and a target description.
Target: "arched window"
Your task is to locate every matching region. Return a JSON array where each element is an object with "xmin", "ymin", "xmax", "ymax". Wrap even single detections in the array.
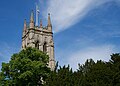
[
  {"xmin": 43, "ymin": 42, "xmax": 47, "ymax": 53},
  {"xmin": 35, "ymin": 41, "xmax": 39, "ymax": 49},
  {"xmin": 25, "ymin": 45, "xmax": 26, "ymax": 48}
]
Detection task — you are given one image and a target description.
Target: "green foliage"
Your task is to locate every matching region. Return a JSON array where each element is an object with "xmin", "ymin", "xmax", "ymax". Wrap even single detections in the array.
[
  {"xmin": 110, "ymin": 53, "xmax": 120, "ymax": 86},
  {"xmin": 83, "ymin": 60, "xmax": 113, "ymax": 86},
  {"xmin": 78, "ymin": 59, "xmax": 95, "ymax": 74},
  {"xmin": 45, "ymin": 65, "xmax": 73, "ymax": 86},
  {"xmin": 1, "ymin": 47, "xmax": 120, "ymax": 86},
  {"xmin": 0, "ymin": 47, "xmax": 50, "ymax": 86},
  {"xmin": 45, "ymin": 54, "xmax": 120, "ymax": 86}
]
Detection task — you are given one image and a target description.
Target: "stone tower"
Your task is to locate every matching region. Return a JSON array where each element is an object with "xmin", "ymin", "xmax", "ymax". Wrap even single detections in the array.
[{"xmin": 22, "ymin": 10, "xmax": 55, "ymax": 71}]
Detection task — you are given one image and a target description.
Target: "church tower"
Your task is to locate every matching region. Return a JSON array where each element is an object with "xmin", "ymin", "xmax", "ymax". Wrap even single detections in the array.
[{"xmin": 22, "ymin": 9, "xmax": 55, "ymax": 71}]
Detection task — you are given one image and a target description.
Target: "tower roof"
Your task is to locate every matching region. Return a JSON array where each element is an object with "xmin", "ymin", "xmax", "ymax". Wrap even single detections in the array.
[
  {"xmin": 29, "ymin": 10, "xmax": 34, "ymax": 28},
  {"xmin": 24, "ymin": 19, "xmax": 27, "ymax": 31},
  {"xmin": 30, "ymin": 10, "xmax": 34, "ymax": 23},
  {"xmin": 48, "ymin": 13, "xmax": 52, "ymax": 27}
]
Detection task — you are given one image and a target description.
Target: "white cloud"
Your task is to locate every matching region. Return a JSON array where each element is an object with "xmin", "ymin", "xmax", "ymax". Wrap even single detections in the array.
[
  {"xmin": 38, "ymin": 0, "xmax": 120, "ymax": 70},
  {"xmin": 42, "ymin": 0, "xmax": 116, "ymax": 33},
  {"xmin": 65, "ymin": 45, "xmax": 117, "ymax": 71}
]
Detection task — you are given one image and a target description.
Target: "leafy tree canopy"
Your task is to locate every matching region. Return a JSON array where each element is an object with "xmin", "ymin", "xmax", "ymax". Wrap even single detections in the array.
[
  {"xmin": 0, "ymin": 47, "xmax": 50, "ymax": 86},
  {"xmin": 1, "ymin": 47, "xmax": 120, "ymax": 86},
  {"xmin": 45, "ymin": 53, "xmax": 120, "ymax": 86}
]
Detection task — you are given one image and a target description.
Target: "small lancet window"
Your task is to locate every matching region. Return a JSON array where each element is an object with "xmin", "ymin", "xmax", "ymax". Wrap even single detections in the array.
[
  {"xmin": 35, "ymin": 41, "xmax": 39, "ymax": 49},
  {"xmin": 25, "ymin": 45, "xmax": 26, "ymax": 48},
  {"xmin": 43, "ymin": 42, "xmax": 47, "ymax": 53}
]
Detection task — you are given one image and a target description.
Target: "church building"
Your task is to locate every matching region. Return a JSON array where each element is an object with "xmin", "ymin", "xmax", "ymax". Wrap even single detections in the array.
[{"xmin": 21, "ymin": 9, "xmax": 55, "ymax": 71}]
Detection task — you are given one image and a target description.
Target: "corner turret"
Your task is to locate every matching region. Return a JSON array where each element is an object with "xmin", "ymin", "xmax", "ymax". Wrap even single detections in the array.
[
  {"xmin": 22, "ymin": 19, "xmax": 27, "ymax": 37},
  {"xmin": 47, "ymin": 13, "xmax": 52, "ymax": 32},
  {"xmin": 29, "ymin": 10, "xmax": 34, "ymax": 29}
]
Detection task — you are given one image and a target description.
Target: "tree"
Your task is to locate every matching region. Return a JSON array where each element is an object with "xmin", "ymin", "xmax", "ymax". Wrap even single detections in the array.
[
  {"xmin": 45, "ymin": 65, "xmax": 74, "ymax": 86},
  {"xmin": 110, "ymin": 53, "xmax": 120, "ymax": 86},
  {"xmin": 77, "ymin": 59, "xmax": 114, "ymax": 86},
  {"xmin": 78, "ymin": 59, "xmax": 95, "ymax": 75},
  {"xmin": 84, "ymin": 60, "xmax": 113, "ymax": 86},
  {"xmin": 0, "ymin": 47, "xmax": 50, "ymax": 86}
]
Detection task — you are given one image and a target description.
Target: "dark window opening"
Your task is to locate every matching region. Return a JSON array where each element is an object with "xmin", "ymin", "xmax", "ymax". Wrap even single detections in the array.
[
  {"xmin": 35, "ymin": 41, "xmax": 39, "ymax": 49},
  {"xmin": 25, "ymin": 45, "xmax": 26, "ymax": 48},
  {"xmin": 43, "ymin": 42, "xmax": 47, "ymax": 53}
]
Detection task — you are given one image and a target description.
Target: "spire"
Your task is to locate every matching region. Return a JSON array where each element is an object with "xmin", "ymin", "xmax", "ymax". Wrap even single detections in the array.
[
  {"xmin": 40, "ymin": 19, "xmax": 42, "ymax": 27},
  {"xmin": 30, "ymin": 10, "xmax": 34, "ymax": 23},
  {"xmin": 22, "ymin": 19, "xmax": 27, "ymax": 37},
  {"xmin": 24, "ymin": 19, "xmax": 27, "ymax": 31},
  {"xmin": 47, "ymin": 13, "xmax": 52, "ymax": 32},
  {"xmin": 30, "ymin": 10, "xmax": 34, "ymax": 28},
  {"xmin": 48, "ymin": 13, "xmax": 52, "ymax": 27}
]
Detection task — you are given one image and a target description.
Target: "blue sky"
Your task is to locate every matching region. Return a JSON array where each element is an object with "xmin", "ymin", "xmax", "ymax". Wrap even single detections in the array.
[{"xmin": 0, "ymin": 0, "xmax": 120, "ymax": 70}]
